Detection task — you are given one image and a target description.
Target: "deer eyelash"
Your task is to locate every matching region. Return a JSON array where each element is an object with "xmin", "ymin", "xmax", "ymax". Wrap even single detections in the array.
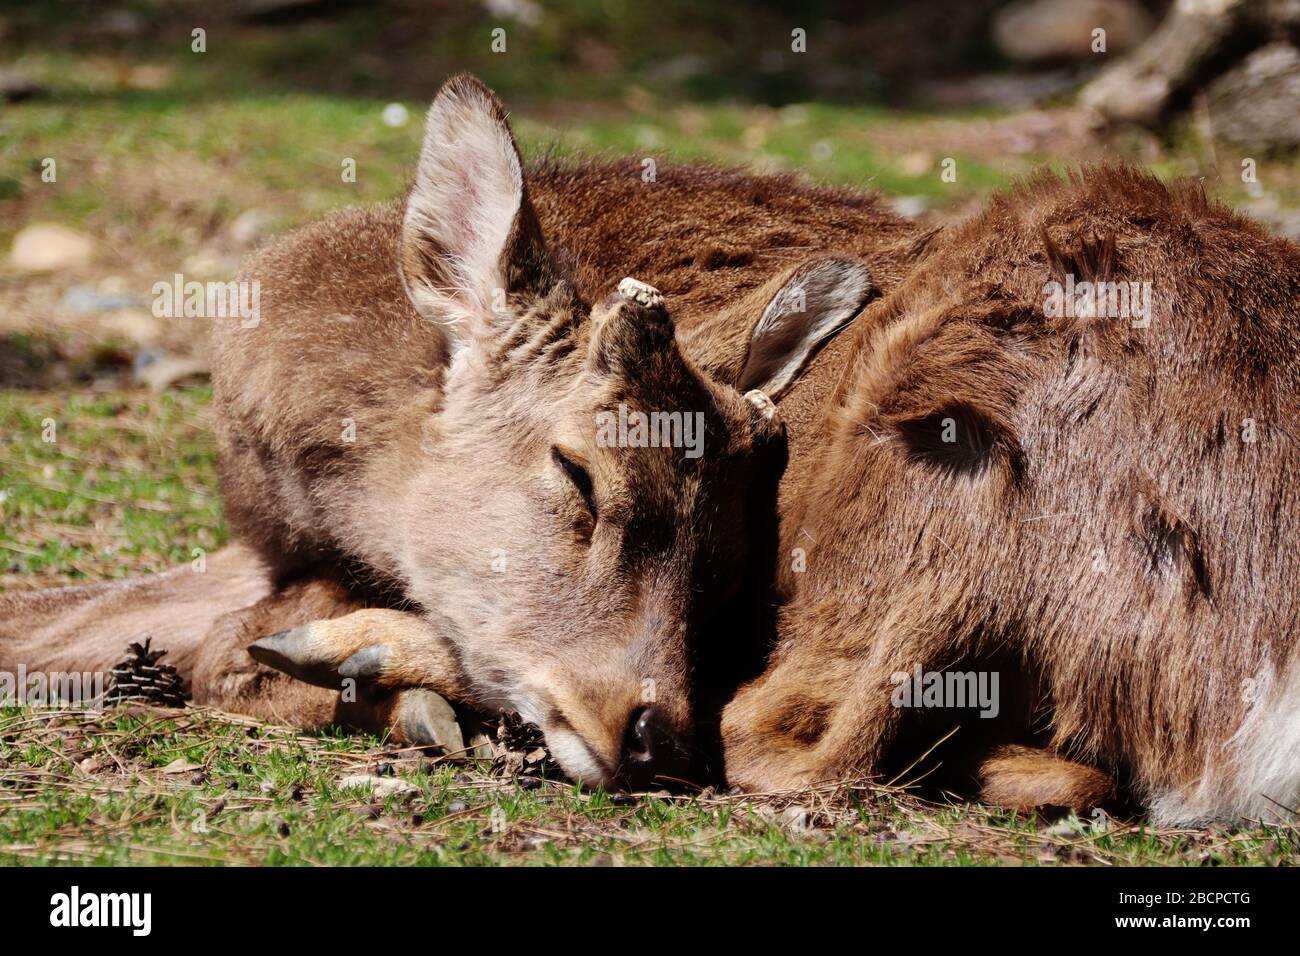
[{"xmin": 551, "ymin": 447, "xmax": 598, "ymax": 520}]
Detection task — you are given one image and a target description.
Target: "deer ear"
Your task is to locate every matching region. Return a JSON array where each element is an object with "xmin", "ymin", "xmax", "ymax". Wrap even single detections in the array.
[
  {"xmin": 738, "ymin": 258, "xmax": 872, "ymax": 400},
  {"xmin": 399, "ymin": 74, "xmax": 549, "ymax": 349}
]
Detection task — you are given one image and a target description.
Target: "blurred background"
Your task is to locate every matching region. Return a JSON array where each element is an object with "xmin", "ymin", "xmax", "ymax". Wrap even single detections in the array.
[{"xmin": 1, "ymin": 0, "xmax": 1298, "ymax": 588}]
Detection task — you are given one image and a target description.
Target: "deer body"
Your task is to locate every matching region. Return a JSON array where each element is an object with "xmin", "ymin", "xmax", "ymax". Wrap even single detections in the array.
[
  {"xmin": 721, "ymin": 167, "xmax": 1300, "ymax": 823},
  {"xmin": 205, "ymin": 82, "xmax": 923, "ymax": 784}
]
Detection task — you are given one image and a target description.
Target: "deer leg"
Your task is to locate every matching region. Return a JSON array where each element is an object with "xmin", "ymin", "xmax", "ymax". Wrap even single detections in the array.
[
  {"xmin": 0, "ymin": 542, "xmax": 272, "ymax": 681},
  {"xmin": 246, "ymin": 608, "xmax": 470, "ymax": 702},
  {"xmin": 193, "ymin": 579, "xmax": 475, "ymax": 752},
  {"xmin": 722, "ymin": 624, "xmax": 934, "ymax": 791},
  {"xmin": 976, "ymin": 745, "xmax": 1116, "ymax": 814}
]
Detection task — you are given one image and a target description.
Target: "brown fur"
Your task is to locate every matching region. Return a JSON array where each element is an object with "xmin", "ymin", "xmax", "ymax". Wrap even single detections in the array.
[
  {"xmin": 210, "ymin": 164, "xmax": 923, "ymax": 576},
  {"xmin": 978, "ymin": 746, "xmax": 1116, "ymax": 813},
  {"xmin": 210, "ymin": 156, "xmax": 929, "ymax": 572},
  {"xmin": 722, "ymin": 166, "xmax": 1300, "ymax": 823}
]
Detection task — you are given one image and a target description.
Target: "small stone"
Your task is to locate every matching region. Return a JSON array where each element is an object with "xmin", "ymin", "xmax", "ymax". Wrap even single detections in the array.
[
  {"xmin": 181, "ymin": 248, "xmax": 238, "ymax": 278},
  {"xmin": 0, "ymin": 69, "xmax": 44, "ymax": 102},
  {"xmin": 337, "ymin": 774, "xmax": 420, "ymax": 798},
  {"xmin": 993, "ymin": 0, "xmax": 1154, "ymax": 62},
  {"xmin": 61, "ymin": 285, "xmax": 140, "ymax": 315},
  {"xmin": 228, "ymin": 208, "xmax": 276, "ymax": 248},
  {"xmin": 126, "ymin": 64, "xmax": 173, "ymax": 91},
  {"xmin": 381, "ymin": 103, "xmax": 409, "ymax": 127},
  {"xmin": 100, "ymin": 309, "xmax": 163, "ymax": 347},
  {"xmin": 134, "ymin": 354, "xmax": 210, "ymax": 392},
  {"xmin": 7, "ymin": 223, "xmax": 95, "ymax": 272},
  {"xmin": 447, "ymin": 801, "xmax": 467, "ymax": 814}
]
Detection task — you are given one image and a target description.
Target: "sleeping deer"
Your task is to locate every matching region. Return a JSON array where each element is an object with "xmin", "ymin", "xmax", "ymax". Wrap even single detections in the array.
[
  {"xmin": 2, "ymin": 74, "xmax": 925, "ymax": 789},
  {"xmin": 721, "ymin": 166, "xmax": 1300, "ymax": 824}
]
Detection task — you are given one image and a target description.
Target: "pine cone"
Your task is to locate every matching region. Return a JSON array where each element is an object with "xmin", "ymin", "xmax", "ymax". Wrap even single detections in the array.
[
  {"xmin": 106, "ymin": 638, "xmax": 187, "ymax": 708},
  {"xmin": 485, "ymin": 710, "xmax": 554, "ymax": 778}
]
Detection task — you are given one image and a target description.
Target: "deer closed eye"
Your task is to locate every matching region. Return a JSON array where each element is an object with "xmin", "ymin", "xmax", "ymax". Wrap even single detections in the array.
[{"xmin": 551, "ymin": 447, "xmax": 598, "ymax": 520}]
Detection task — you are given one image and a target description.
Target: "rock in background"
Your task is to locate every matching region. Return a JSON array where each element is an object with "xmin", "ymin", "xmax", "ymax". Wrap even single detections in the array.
[
  {"xmin": 1079, "ymin": 0, "xmax": 1300, "ymax": 151},
  {"xmin": 993, "ymin": 0, "xmax": 1157, "ymax": 62},
  {"xmin": 1206, "ymin": 42, "xmax": 1300, "ymax": 150}
]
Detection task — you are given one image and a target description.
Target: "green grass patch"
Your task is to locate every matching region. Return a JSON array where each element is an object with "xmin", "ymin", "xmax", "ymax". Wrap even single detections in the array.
[
  {"xmin": 0, "ymin": 386, "xmax": 224, "ymax": 586},
  {"xmin": 3, "ymin": 706, "xmax": 1294, "ymax": 866}
]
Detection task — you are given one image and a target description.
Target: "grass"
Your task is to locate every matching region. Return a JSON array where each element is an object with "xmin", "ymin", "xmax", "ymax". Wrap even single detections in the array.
[
  {"xmin": 1, "ymin": 90, "xmax": 1013, "ymax": 259},
  {"xmin": 2, "ymin": 705, "xmax": 1295, "ymax": 866},
  {"xmin": 3, "ymin": 3, "xmax": 1300, "ymax": 867},
  {"xmin": 0, "ymin": 386, "xmax": 223, "ymax": 589}
]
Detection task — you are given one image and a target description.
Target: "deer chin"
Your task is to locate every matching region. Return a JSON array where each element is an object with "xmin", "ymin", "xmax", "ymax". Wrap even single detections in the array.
[
  {"xmin": 541, "ymin": 725, "xmax": 616, "ymax": 786},
  {"xmin": 505, "ymin": 685, "xmax": 620, "ymax": 786}
]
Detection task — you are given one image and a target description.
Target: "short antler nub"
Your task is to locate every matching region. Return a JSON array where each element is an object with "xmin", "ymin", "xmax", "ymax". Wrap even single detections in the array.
[
  {"xmin": 744, "ymin": 388, "xmax": 779, "ymax": 423},
  {"xmin": 617, "ymin": 277, "xmax": 665, "ymax": 310}
]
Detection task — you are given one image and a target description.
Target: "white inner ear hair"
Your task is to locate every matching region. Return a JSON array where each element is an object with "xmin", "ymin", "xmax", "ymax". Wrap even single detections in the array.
[{"xmin": 404, "ymin": 86, "xmax": 524, "ymax": 322}]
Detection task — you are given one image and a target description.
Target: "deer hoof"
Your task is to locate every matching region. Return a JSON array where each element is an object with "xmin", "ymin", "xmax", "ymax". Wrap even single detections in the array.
[
  {"xmin": 339, "ymin": 644, "xmax": 392, "ymax": 682},
  {"xmin": 393, "ymin": 688, "xmax": 466, "ymax": 754},
  {"xmin": 247, "ymin": 626, "xmax": 341, "ymax": 688}
]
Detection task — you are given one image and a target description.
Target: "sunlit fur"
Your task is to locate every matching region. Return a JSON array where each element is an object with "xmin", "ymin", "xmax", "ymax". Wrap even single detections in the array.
[{"xmin": 723, "ymin": 167, "xmax": 1300, "ymax": 824}]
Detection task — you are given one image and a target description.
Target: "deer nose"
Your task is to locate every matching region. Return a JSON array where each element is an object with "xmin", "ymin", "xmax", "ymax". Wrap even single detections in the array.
[{"xmin": 618, "ymin": 706, "xmax": 686, "ymax": 790}]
